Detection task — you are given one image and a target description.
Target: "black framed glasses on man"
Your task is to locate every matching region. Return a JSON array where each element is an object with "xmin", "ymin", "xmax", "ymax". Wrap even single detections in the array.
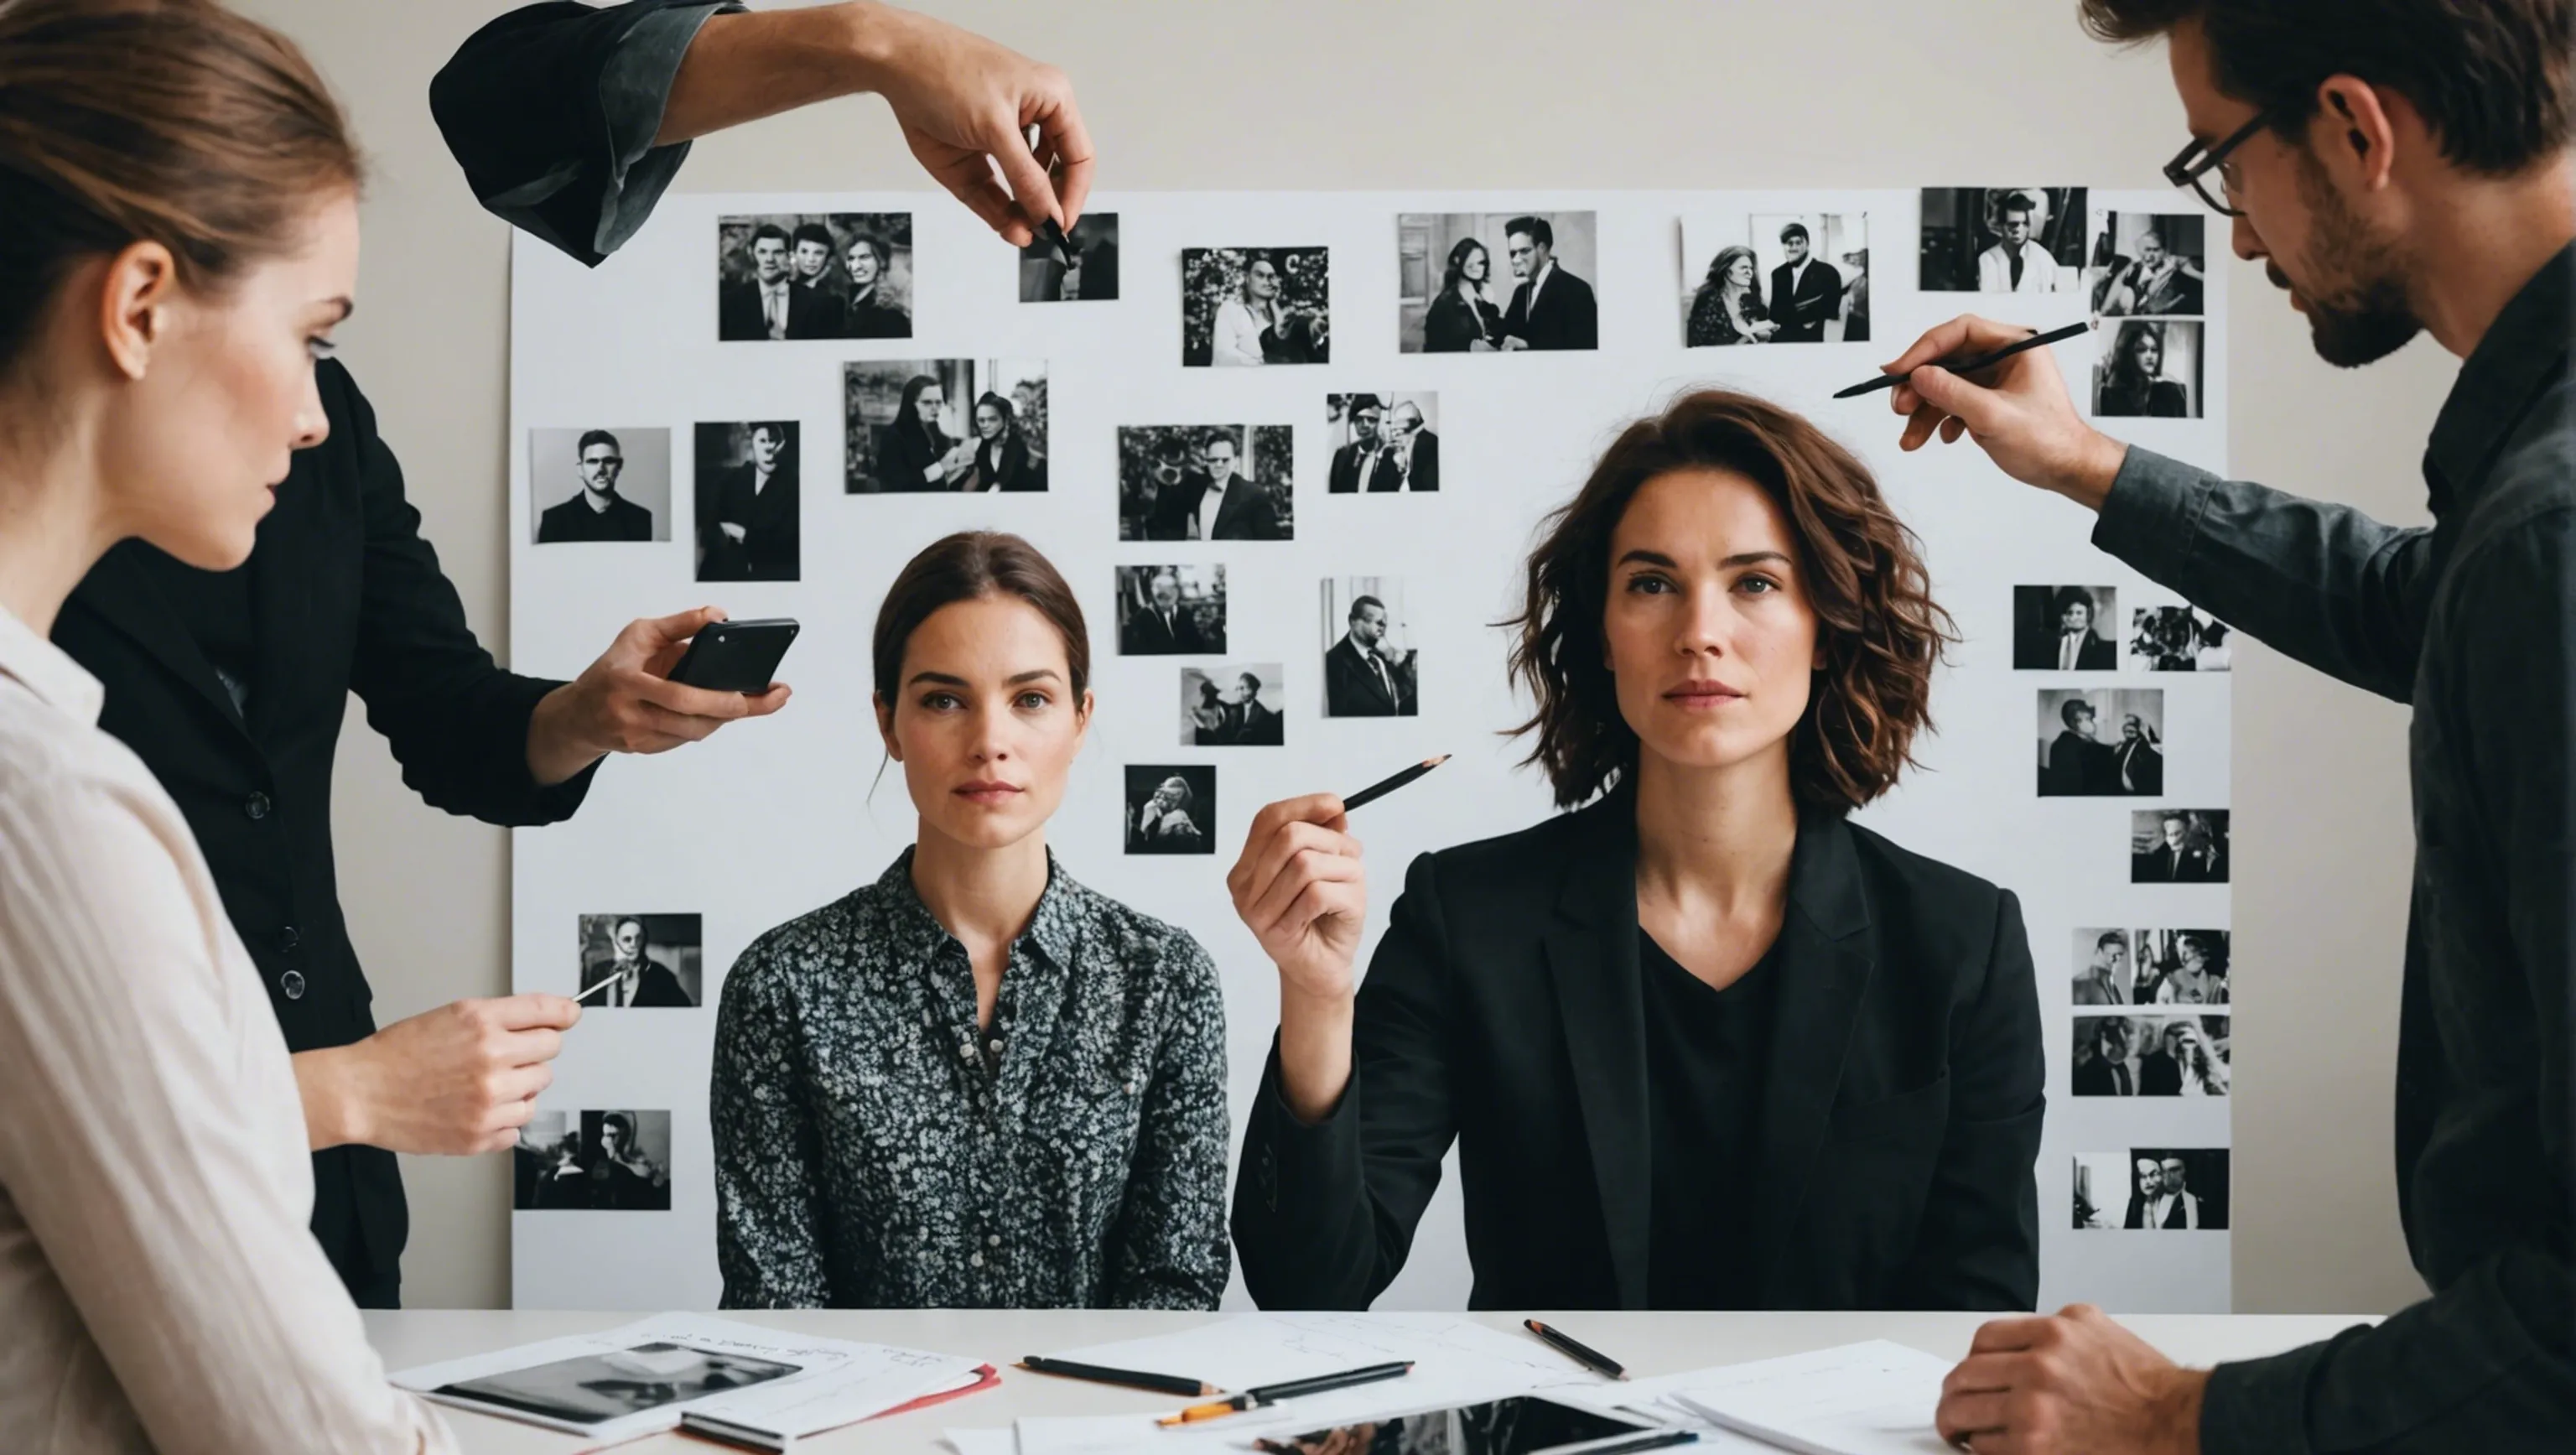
[{"xmin": 2163, "ymin": 107, "xmax": 2277, "ymax": 217}]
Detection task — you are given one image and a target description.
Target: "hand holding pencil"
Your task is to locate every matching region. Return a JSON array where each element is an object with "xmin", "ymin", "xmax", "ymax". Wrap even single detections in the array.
[{"xmin": 1877, "ymin": 313, "xmax": 2132, "ymax": 512}]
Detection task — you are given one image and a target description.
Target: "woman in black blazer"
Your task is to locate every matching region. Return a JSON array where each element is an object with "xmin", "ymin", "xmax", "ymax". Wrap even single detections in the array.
[
  {"xmin": 1228, "ymin": 389, "xmax": 2044, "ymax": 1312},
  {"xmin": 965, "ymin": 392, "xmax": 1045, "ymax": 492},
  {"xmin": 1421, "ymin": 236, "xmax": 1504, "ymax": 352}
]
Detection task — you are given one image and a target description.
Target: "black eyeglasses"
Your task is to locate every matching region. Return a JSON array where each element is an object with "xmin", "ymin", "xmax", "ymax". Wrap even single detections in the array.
[{"xmin": 2163, "ymin": 107, "xmax": 2276, "ymax": 217}]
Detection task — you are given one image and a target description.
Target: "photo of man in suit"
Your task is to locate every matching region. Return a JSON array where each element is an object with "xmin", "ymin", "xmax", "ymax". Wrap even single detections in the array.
[
  {"xmin": 1227, "ymin": 670, "xmax": 1284, "ymax": 745},
  {"xmin": 1766, "ymin": 221, "xmax": 1845, "ymax": 344},
  {"xmin": 536, "ymin": 430, "xmax": 655, "ymax": 543},
  {"xmin": 1147, "ymin": 433, "xmax": 1285, "ymax": 540},
  {"xmin": 1977, "ymin": 192, "xmax": 2063, "ymax": 294},
  {"xmin": 1328, "ymin": 396, "xmax": 1397, "ymax": 494},
  {"xmin": 1324, "ymin": 595, "xmax": 1417, "ymax": 717},
  {"xmin": 696, "ymin": 422, "xmax": 799, "ymax": 581},
  {"xmin": 578, "ymin": 917, "xmax": 693, "ymax": 1008},
  {"xmin": 2099, "ymin": 225, "xmax": 2205, "ymax": 317},
  {"xmin": 2132, "ymin": 811, "xmax": 2225, "ymax": 884},
  {"xmin": 2074, "ymin": 1017, "xmax": 2141, "ymax": 1096},
  {"xmin": 2015, "ymin": 585, "xmax": 2117, "ymax": 669},
  {"xmin": 2115, "ymin": 713, "xmax": 2164, "ymax": 795},
  {"xmin": 1386, "ymin": 400, "xmax": 1439, "ymax": 491},
  {"xmin": 2041, "ymin": 697, "xmax": 2116, "ymax": 796},
  {"xmin": 1499, "ymin": 215, "xmax": 1598, "ymax": 351},
  {"xmin": 719, "ymin": 223, "xmax": 835, "ymax": 340},
  {"xmin": 2126, "ymin": 1155, "xmax": 2220, "ymax": 1229},
  {"xmin": 1121, "ymin": 571, "xmax": 1206, "ymax": 655}
]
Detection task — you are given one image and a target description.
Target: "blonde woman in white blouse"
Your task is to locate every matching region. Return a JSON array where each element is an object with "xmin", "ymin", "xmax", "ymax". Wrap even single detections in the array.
[{"xmin": 0, "ymin": 3, "xmax": 449, "ymax": 1450}]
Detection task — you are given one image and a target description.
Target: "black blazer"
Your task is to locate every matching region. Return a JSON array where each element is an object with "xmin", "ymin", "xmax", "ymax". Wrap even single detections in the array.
[
  {"xmin": 841, "ymin": 289, "xmax": 911, "ymax": 340},
  {"xmin": 1501, "ymin": 267, "xmax": 1599, "ymax": 351},
  {"xmin": 699, "ymin": 463, "xmax": 800, "ymax": 580},
  {"xmin": 1233, "ymin": 788, "xmax": 2045, "ymax": 1312},
  {"xmin": 577, "ymin": 959, "xmax": 693, "ymax": 1007},
  {"xmin": 536, "ymin": 491, "xmax": 655, "ymax": 543},
  {"xmin": 1399, "ymin": 431, "xmax": 1439, "ymax": 492},
  {"xmin": 717, "ymin": 278, "xmax": 837, "ymax": 340},
  {"xmin": 1324, "ymin": 636, "xmax": 1411, "ymax": 717},
  {"xmin": 1421, "ymin": 289, "xmax": 1501, "ymax": 352},
  {"xmin": 1148, "ymin": 475, "xmax": 1285, "ymax": 541},
  {"xmin": 52, "ymin": 360, "xmax": 598, "ymax": 1302},
  {"xmin": 1122, "ymin": 605, "xmax": 1204, "ymax": 656},
  {"xmin": 2116, "ymin": 740, "xmax": 2164, "ymax": 796},
  {"xmin": 1768, "ymin": 259, "xmax": 1843, "ymax": 343},
  {"xmin": 974, "ymin": 431, "xmax": 1044, "ymax": 492},
  {"xmin": 1328, "ymin": 441, "xmax": 1394, "ymax": 495}
]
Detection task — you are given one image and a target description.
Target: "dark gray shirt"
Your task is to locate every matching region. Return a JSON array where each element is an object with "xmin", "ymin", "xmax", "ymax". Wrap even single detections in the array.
[
  {"xmin": 712, "ymin": 850, "xmax": 1230, "ymax": 1310},
  {"xmin": 2095, "ymin": 245, "xmax": 2574, "ymax": 1453}
]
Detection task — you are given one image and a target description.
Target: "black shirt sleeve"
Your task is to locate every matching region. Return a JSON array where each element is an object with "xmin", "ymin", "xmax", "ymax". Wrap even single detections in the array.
[{"xmin": 429, "ymin": 1, "xmax": 738, "ymax": 267}]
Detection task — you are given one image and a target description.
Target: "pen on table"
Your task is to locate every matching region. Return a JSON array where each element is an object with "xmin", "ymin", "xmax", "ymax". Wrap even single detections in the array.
[
  {"xmin": 1340, "ymin": 753, "xmax": 1451, "ymax": 814},
  {"xmin": 1156, "ymin": 1360, "xmax": 1415, "ymax": 1426},
  {"xmin": 1832, "ymin": 320, "xmax": 2095, "ymax": 399},
  {"xmin": 1524, "ymin": 1319, "xmax": 1628, "ymax": 1380},
  {"xmin": 1572, "ymin": 1431, "xmax": 1699, "ymax": 1454},
  {"xmin": 1015, "ymin": 1355, "xmax": 1213, "ymax": 1398}
]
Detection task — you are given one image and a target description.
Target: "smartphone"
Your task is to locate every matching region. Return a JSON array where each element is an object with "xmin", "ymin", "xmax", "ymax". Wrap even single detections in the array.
[{"xmin": 666, "ymin": 617, "xmax": 798, "ymax": 694}]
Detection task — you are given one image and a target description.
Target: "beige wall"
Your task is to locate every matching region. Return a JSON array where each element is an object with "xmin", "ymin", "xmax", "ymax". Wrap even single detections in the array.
[{"xmin": 242, "ymin": 0, "xmax": 2445, "ymax": 1314}]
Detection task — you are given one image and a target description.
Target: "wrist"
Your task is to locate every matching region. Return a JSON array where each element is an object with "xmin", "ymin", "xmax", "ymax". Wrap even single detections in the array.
[
  {"xmin": 2052, "ymin": 428, "xmax": 2128, "ymax": 512},
  {"xmin": 2153, "ymin": 1366, "xmax": 2209, "ymax": 1454},
  {"xmin": 527, "ymin": 681, "xmax": 607, "ymax": 787},
  {"xmin": 294, "ymin": 1043, "xmax": 372, "ymax": 1151},
  {"xmin": 1276, "ymin": 983, "xmax": 1356, "ymax": 1124},
  {"xmin": 833, "ymin": 1, "xmax": 911, "ymax": 96}
]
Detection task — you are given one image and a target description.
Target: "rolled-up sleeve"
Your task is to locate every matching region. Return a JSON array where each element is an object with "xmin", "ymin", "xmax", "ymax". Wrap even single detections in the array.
[{"xmin": 430, "ymin": 0, "xmax": 739, "ymax": 267}]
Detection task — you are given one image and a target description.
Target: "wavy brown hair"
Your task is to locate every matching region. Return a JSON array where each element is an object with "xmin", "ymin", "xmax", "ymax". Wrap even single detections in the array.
[{"xmin": 1502, "ymin": 389, "xmax": 1954, "ymax": 813}]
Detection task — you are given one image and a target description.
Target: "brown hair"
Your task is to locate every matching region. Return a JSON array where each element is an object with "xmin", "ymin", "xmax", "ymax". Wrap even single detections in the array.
[
  {"xmin": 0, "ymin": 0, "xmax": 361, "ymax": 374},
  {"xmin": 1503, "ymin": 389, "xmax": 1954, "ymax": 813},
  {"xmin": 871, "ymin": 531, "xmax": 1092, "ymax": 704},
  {"xmin": 2080, "ymin": 0, "xmax": 2573, "ymax": 174}
]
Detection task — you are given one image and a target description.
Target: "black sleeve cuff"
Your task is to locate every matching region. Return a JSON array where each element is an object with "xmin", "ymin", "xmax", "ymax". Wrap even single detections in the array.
[
  {"xmin": 2199, "ymin": 1334, "xmax": 2345, "ymax": 1455},
  {"xmin": 1242, "ymin": 1035, "xmax": 1361, "ymax": 1224},
  {"xmin": 492, "ymin": 673, "xmax": 601, "ymax": 826}
]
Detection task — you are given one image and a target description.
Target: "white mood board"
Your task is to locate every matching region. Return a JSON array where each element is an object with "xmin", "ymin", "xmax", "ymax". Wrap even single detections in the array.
[{"xmin": 507, "ymin": 189, "xmax": 2231, "ymax": 1312}]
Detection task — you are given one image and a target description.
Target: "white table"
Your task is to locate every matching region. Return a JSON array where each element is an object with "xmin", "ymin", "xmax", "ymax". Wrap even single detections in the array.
[{"xmin": 365, "ymin": 1309, "xmax": 2371, "ymax": 1452}]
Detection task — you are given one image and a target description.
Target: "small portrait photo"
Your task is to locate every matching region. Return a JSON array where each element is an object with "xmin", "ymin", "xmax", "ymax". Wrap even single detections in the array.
[
  {"xmin": 1398, "ymin": 211, "xmax": 1599, "ymax": 353},
  {"xmin": 2071, "ymin": 928, "xmax": 2139, "ymax": 1006},
  {"xmin": 1116, "ymin": 564, "xmax": 1227, "ymax": 656},
  {"xmin": 530, "ymin": 427, "xmax": 670, "ymax": 544},
  {"xmin": 1322, "ymin": 578, "xmax": 1418, "ymax": 718},
  {"xmin": 693, "ymin": 421, "xmax": 797, "ymax": 582},
  {"xmin": 844, "ymin": 360, "xmax": 1049, "ymax": 493},
  {"xmin": 1021, "ymin": 211, "xmax": 1119, "ymax": 302},
  {"xmin": 2036, "ymin": 688, "xmax": 2163, "ymax": 797},
  {"xmin": 2090, "ymin": 211, "xmax": 2207, "ymax": 317},
  {"xmin": 437, "ymin": 1340, "xmax": 800, "ymax": 1426},
  {"xmin": 2133, "ymin": 927, "xmax": 2231, "ymax": 1006},
  {"xmin": 1125, "ymin": 765, "xmax": 1215, "ymax": 855},
  {"xmin": 716, "ymin": 211, "xmax": 911, "ymax": 341},
  {"xmin": 1116, "ymin": 424, "xmax": 1293, "ymax": 541},
  {"xmin": 1326, "ymin": 392, "xmax": 1441, "ymax": 493},
  {"xmin": 2093, "ymin": 320, "xmax": 2205, "ymax": 418},
  {"xmin": 574, "ymin": 913, "xmax": 702, "ymax": 1008},
  {"xmin": 1182, "ymin": 663, "xmax": 1285, "ymax": 746},
  {"xmin": 1182, "ymin": 247, "xmax": 1329, "ymax": 366},
  {"xmin": 2072, "ymin": 1014, "xmax": 2232, "ymax": 1097},
  {"xmin": 510, "ymin": 1109, "xmax": 673, "ymax": 1211},
  {"xmin": 2132, "ymin": 809, "xmax": 2230, "ymax": 884},
  {"xmin": 2132, "ymin": 605, "xmax": 2232, "ymax": 671},
  {"xmin": 2013, "ymin": 585, "xmax": 2118, "ymax": 670},
  {"xmin": 1681, "ymin": 211, "xmax": 1870, "ymax": 346},
  {"xmin": 2073, "ymin": 1149, "xmax": 2231, "ymax": 1230},
  {"xmin": 1919, "ymin": 188, "xmax": 2089, "ymax": 294}
]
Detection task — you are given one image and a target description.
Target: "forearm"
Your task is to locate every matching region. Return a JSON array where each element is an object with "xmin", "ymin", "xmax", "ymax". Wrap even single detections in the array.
[
  {"xmin": 526, "ymin": 681, "xmax": 610, "ymax": 787},
  {"xmin": 657, "ymin": 1, "xmax": 906, "ymax": 146},
  {"xmin": 293, "ymin": 1046, "xmax": 370, "ymax": 1151},
  {"xmin": 1275, "ymin": 986, "xmax": 1354, "ymax": 1124}
]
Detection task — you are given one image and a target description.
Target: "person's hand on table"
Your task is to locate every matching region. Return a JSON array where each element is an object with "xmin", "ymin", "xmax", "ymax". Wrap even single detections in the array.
[
  {"xmin": 860, "ymin": 3, "xmax": 1093, "ymax": 246},
  {"xmin": 526, "ymin": 605, "xmax": 792, "ymax": 786},
  {"xmin": 1881, "ymin": 314, "xmax": 2132, "ymax": 510},
  {"xmin": 296, "ymin": 995, "xmax": 584, "ymax": 1154},
  {"xmin": 1229, "ymin": 793, "xmax": 1368, "ymax": 1124},
  {"xmin": 1935, "ymin": 1303, "xmax": 2207, "ymax": 1454}
]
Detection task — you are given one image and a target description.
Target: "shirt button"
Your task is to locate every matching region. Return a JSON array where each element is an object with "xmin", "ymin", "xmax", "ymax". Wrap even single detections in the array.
[
  {"xmin": 969, "ymin": 1251, "xmax": 984, "ymax": 1268},
  {"xmin": 987, "ymin": 1038, "xmax": 1004, "ymax": 1055},
  {"xmin": 1124, "ymin": 1080, "xmax": 1138, "ymax": 1095},
  {"xmin": 987, "ymin": 1234, "xmax": 1001, "ymax": 1247},
  {"xmin": 242, "ymin": 792, "xmax": 273, "ymax": 821},
  {"xmin": 277, "ymin": 925, "xmax": 301, "ymax": 954},
  {"xmin": 280, "ymin": 969, "xmax": 306, "ymax": 1000},
  {"xmin": 958, "ymin": 1043, "xmax": 976, "ymax": 1062}
]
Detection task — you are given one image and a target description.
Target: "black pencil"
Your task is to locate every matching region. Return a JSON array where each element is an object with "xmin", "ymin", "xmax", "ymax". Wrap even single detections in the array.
[
  {"xmin": 1015, "ymin": 1355, "xmax": 1213, "ymax": 1398},
  {"xmin": 1833, "ymin": 320, "xmax": 2094, "ymax": 398},
  {"xmin": 1524, "ymin": 1318, "xmax": 1628, "ymax": 1380},
  {"xmin": 1340, "ymin": 753, "xmax": 1451, "ymax": 813}
]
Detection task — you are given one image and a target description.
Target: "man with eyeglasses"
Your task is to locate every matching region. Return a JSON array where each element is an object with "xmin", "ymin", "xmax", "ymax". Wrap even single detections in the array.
[
  {"xmin": 1881, "ymin": 3, "xmax": 2575, "ymax": 1452},
  {"xmin": 538, "ymin": 430, "xmax": 658, "ymax": 543}
]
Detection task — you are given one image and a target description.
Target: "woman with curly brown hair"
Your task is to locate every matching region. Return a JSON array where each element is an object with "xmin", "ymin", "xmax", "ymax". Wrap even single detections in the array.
[{"xmin": 1226, "ymin": 388, "xmax": 2044, "ymax": 1312}]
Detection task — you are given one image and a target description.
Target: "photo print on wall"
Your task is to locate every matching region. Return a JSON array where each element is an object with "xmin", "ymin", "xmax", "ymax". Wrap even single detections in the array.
[
  {"xmin": 1116, "ymin": 425, "xmax": 1294, "ymax": 541},
  {"xmin": 1325, "ymin": 392, "xmax": 1440, "ymax": 492},
  {"xmin": 1681, "ymin": 210, "xmax": 1870, "ymax": 346},
  {"xmin": 1397, "ymin": 210, "xmax": 1598, "ymax": 352},
  {"xmin": 693, "ymin": 421, "xmax": 798, "ymax": 583},
  {"xmin": 716, "ymin": 212, "xmax": 911, "ymax": 340},
  {"xmin": 1125, "ymin": 765, "xmax": 1215, "ymax": 855},
  {"xmin": 1116, "ymin": 564, "xmax": 1227, "ymax": 656},
  {"xmin": 530, "ymin": 427, "xmax": 670, "ymax": 544},
  {"xmin": 845, "ymin": 359, "xmax": 1049, "ymax": 493},
  {"xmin": 1182, "ymin": 247, "xmax": 1328, "ymax": 366},
  {"xmin": 1919, "ymin": 188, "xmax": 2088, "ymax": 294}
]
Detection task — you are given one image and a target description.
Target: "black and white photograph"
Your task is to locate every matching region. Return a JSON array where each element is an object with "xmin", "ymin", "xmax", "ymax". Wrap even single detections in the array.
[
  {"xmin": 715, "ymin": 211, "xmax": 911, "ymax": 340},
  {"xmin": 2132, "ymin": 605, "xmax": 2232, "ymax": 671},
  {"xmin": 1181, "ymin": 664, "xmax": 1285, "ymax": 746},
  {"xmin": 1020, "ymin": 210, "xmax": 1119, "ymax": 302},
  {"xmin": 511, "ymin": 1109, "xmax": 673, "ymax": 1211},
  {"xmin": 2073, "ymin": 928, "xmax": 2231, "ymax": 1006},
  {"xmin": 1681, "ymin": 211, "xmax": 1870, "ymax": 346},
  {"xmin": 530, "ymin": 427, "xmax": 669, "ymax": 544},
  {"xmin": 2072, "ymin": 1015, "xmax": 2232, "ymax": 1097},
  {"xmin": 1325, "ymin": 392, "xmax": 1440, "ymax": 493},
  {"xmin": 2073, "ymin": 1150, "xmax": 2231, "ymax": 1230},
  {"xmin": 1116, "ymin": 425, "xmax": 1293, "ymax": 541},
  {"xmin": 2072, "ymin": 928, "xmax": 2136, "ymax": 1006},
  {"xmin": 574, "ymin": 913, "xmax": 702, "ymax": 1008},
  {"xmin": 2132, "ymin": 809, "xmax": 2230, "ymax": 884},
  {"xmin": 693, "ymin": 422, "xmax": 797, "ymax": 582},
  {"xmin": 1115, "ymin": 564, "xmax": 1227, "ymax": 656},
  {"xmin": 1322, "ymin": 578, "xmax": 1418, "ymax": 718},
  {"xmin": 437, "ymin": 1341, "xmax": 801, "ymax": 1426},
  {"xmin": 2090, "ymin": 211, "xmax": 2207, "ymax": 316},
  {"xmin": 2093, "ymin": 319, "xmax": 2205, "ymax": 418},
  {"xmin": 2013, "ymin": 585, "xmax": 2118, "ymax": 670},
  {"xmin": 1397, "ymin": 211, "xmax": 1600, "ymax": 353},
  {"xmin": 1919, "ymin": 187, "xmax": 2088, "ymax": 294},
  {"xmin": 1182, "ymin": 247, "xmax": 1328, "ymax": 366},
  {"xmin": 844, "ymin": 359, "xmax": 1048, "ymax": 493},
  {"xmin": 1124, "ymin": 765, "xmax": 1215, "ymax": 855},
  {"xmin": 2037, "ymin": 688, "xmax": 2164, "ymax": 797}
]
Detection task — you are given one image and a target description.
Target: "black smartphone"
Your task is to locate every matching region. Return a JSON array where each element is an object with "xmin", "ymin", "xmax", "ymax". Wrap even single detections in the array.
[{"xmin": 666, "ymin": 617, "xmax": 798, "ymax": 694}]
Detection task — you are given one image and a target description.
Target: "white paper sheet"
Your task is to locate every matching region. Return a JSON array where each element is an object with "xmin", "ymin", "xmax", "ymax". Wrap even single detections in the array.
[
  {"xmin": 940, "ymin": 1429, "xmax": 1018, "ymax": 1455},
  {"xmin": 683, "ymin": 1350, "xmax": 987, "ymax": 1442},
  {"xmin": 1665, "ymin": 1341, "xmax": 1957, "ymax": 1455}
]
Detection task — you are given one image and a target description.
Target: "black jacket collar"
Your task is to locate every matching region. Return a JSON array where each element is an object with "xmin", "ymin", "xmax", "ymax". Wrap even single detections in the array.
[{"xmin": 2424, "ymin": 241, "xmax": 2573, "ymax": 517}]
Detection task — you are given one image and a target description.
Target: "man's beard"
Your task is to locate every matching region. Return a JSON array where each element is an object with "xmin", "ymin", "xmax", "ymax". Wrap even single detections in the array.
[{"xmin": 2281, "ymin": 149, "xmax": 2422, "ymax": 367}]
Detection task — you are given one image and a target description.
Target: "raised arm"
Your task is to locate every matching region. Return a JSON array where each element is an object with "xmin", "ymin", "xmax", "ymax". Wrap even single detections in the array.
[
  {"xmin": 711, "ymin": 943, "xmax": 834, "ymax": 1308},
  {"xmin": 1102, "ymin": 933, "xmax": 1232, "ymax": 1310}
]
